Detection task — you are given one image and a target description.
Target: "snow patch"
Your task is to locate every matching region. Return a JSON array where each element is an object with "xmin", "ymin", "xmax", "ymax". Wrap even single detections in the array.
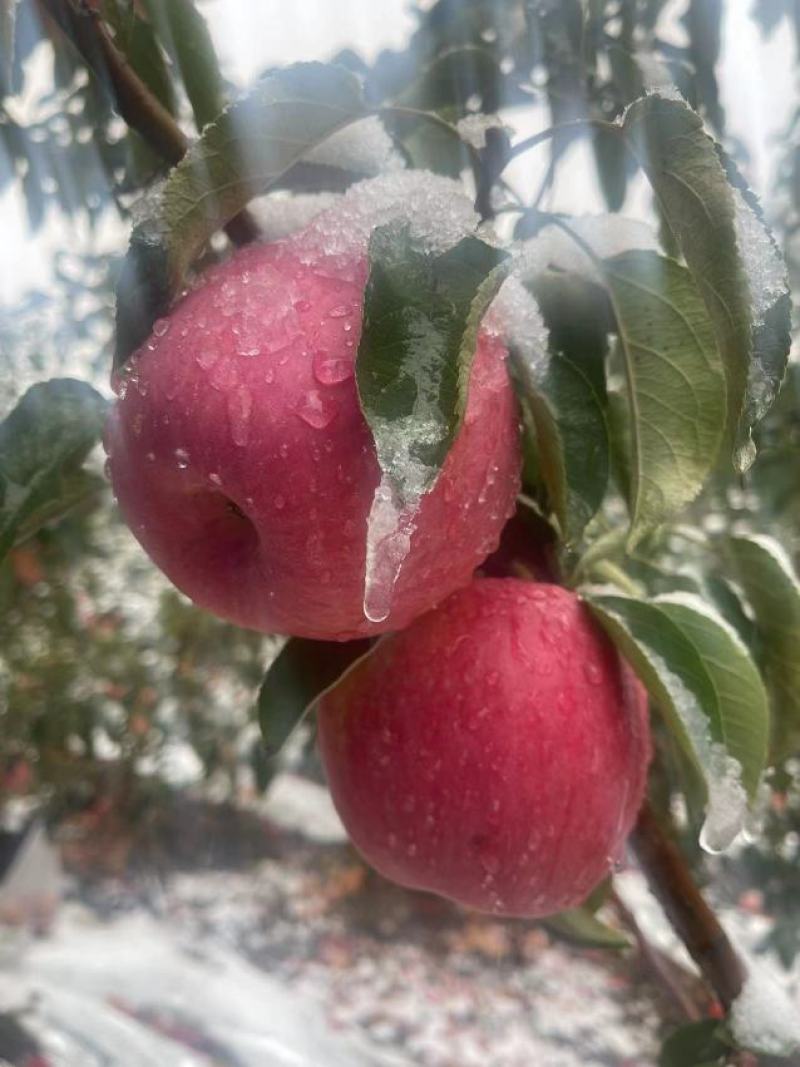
[
  {"xmin": 304, "ymin": 116, "xmax": 405, "ymax": 175},
  {"xmin": 514, "ymin": 215, "xmax": 659, "ymax": 286},
  {"xmin": 298, "ymin": 170, "xmax": 480, "ymax": 263},
  {"xmin": 731, "ymin": 960, "xmax": 800, "ymax": 1057},
  {"xmin": 455, "ymin": 113, "xmax": 510, "ymax": 150}
]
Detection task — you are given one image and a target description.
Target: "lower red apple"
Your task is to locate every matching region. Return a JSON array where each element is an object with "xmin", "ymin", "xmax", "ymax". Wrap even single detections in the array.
[
  {"xmin": 105, "ymin": 233, "xmax": 520, "ymax": 640},
  {"xmin": 317, "ymin": 579, "xmax": 651, "ymax": 917}
]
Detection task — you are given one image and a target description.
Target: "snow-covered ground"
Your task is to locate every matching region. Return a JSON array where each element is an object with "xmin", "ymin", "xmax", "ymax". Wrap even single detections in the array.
[{"xmin": 0, "ymin": 774, "xmax": 797, "ymax": 1067}]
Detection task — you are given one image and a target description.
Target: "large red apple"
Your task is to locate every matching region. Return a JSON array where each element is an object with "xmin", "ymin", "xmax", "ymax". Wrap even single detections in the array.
[
  {"xmin": 105, "ymin": 226, "xmax": 520, "ymax": 640},
  {"xmin": 317, "ymin": 579, "xmax": 651, "ymax": 917}
]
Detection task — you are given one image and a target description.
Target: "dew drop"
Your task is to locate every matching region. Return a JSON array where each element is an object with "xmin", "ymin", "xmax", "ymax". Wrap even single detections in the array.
[
  {"xmin": 295, "ymin": 389, "xmax": 337, "ymax": 430},
  {"xmin": 228, "ymin": 386, "xmax": 252, "ymax": 447},
  {"xmin": 279, "ymin": 442, "xmax": 289, "ymax": 459},
  {"xmin": 152, "ymin": 317, "xmax": 170, "ymax": 337},
  {"xmin": 312, "ymin": 349, "xmax": 354, "ymax": 385},
  {"xmin": 583, "ymin": 661, "xmax": 602, "ymax": 686},
  {"xmin": 146, "ymin": 451, "xmax": 155, "ymax": 462},
  {"xmin": 328, "ymin": 304, "xmax": 352, "ymax": 318},
  {"xmin": 208, "ymin": 472, "xmax": 223, "ymax": 487},
  {"xmin": 175, "ymin": 448, "xmax": 190, "ymax": 470},
  {"xmin": 196, "ymin": 349, "xmax": 219, "ymax": 371},
  {"xmin": 264, "ymin": 367, "xmax": 275, "ymax": 384}
]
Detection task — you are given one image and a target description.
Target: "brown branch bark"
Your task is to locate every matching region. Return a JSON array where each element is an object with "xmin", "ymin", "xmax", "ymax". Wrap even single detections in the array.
[
  {"xmin": 37, "ymin": 0, "xmax": 260, "ymax": 244},
  {"xmin": 630, "ymin": 800, "xmax": 747, "ymax": 1012}
]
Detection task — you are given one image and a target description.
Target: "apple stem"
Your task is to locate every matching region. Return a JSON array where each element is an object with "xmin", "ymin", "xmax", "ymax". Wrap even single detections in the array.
[
  {"xmin": 37, "ymin": 0, "xmax": 260, "ymax": 246},
  {"xmin": 630, "ymin": 800, "xmax": 747, "ymax": 1013}
]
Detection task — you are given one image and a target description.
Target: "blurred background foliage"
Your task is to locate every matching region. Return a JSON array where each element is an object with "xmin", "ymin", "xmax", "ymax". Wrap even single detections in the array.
[{"xmin": 0, "ymin": 0, "xmax": 799, "ymax": 963}]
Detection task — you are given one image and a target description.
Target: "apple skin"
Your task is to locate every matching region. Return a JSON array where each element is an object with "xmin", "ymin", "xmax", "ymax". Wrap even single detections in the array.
[
  {"xmin": 105, "ymin": 236, "xmax": 520, "ymax": 640},
  {"xmin": 317, "ymin": 579, "xmax": 651, "ymax": 917}
]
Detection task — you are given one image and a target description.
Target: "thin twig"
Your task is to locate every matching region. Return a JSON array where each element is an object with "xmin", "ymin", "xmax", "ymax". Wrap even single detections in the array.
[
  {"xmin": 37, "ymin": 0, "xmax": 259, "ymax": 244},
  {"xmin": 610, "ymin": 888, "xmax": 705, "ymax": 1022},
  {"xmin": 631, "ymin": 801, "xmax": 747, "ymax": 1012}
]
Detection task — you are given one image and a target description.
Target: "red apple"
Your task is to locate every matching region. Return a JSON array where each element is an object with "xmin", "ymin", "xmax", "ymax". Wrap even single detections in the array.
[
  {"xmin": 317, "ymin": 579, "xmax": 650, "ymax": 917},
  {"xmin": 105, "ymin": 234, "xmax": 520, "ymax": 639}
]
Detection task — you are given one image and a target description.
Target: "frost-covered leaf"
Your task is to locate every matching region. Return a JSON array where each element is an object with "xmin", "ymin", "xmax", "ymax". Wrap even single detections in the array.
[
  {"xmin": 394, "ymin": 45, "xmax": 504, "ymax": 114},
  {"xmin": 585, "ymin": 592, "xmax": 764, "ymax": 851},
  {"xmin": 603, "ymin": 250, "xmax": 725, "ymax": 543},
  {"xmin": 659, "ymin": 1019, "xmax": 730, "ymax": 1067},
  {"xmin": 726, "ymin": 534, "xmax": 800, "ymax": 759},
  {"xmin": 114, "ymin": 62, "xmax": 368, "ymax": 368},
  {"xmin": 542, "ymin": 906, "xmax": 630, "ymax": 951},
  {"xmin": 356, "ymin": 224, "xmax": 510, "ymax": 505},
  {"xmin": 653, "ymin": 593, "xmax": 769, "ymax": 799},
  {"xmin": 141, "ymin": 0, "xmax": 226, "ymax": 130},
  {"xmin": 0, "ymin": 379, "xmax": 108, "ymax": 563},
  {"xmin": 512, "ymin": 350, "xmax": 608, "ymax": 544},
  {"xmin": 622, "ymin": 94, "xmax": 790, "ymax": 469},
  {"xmin": 257, "ymin": 638, "xmax": 373, "ymax": 757}
]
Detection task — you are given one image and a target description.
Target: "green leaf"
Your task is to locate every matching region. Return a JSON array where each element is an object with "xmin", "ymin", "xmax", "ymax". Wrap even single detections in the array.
[
  {"xmin": 0, "ymin": 0, "xmax": 16, "ymax": 92},
  {"xmin": 622, "ymin": 94, "xmax": 790, "ymax": 469},
  {"xmin": 101, "ymin": 0, "xmax": 177, "ymax": 115},
  {"xmin": 726, "ymin": 534, "xmax": 800, "ymax": 759},
  {"xmin": 356, "ymin": 224, "xmax": 510, "ymax": 504},
  {"xmin": 512, "ymin": 350, "xmax": 609, "ymax": 544},
  {"xmin": 585, "ymin": 592, "xmax": 765, "ymax": 850},
  {"xmin": 394, "ymin": 45, "xmax": 505, "ymax": 114},
  {"xmin": 114, "ymin": 62, "xmax": 368, "ymax": 369},
  {"xmin": 542, "ymin": 906, "xmax": 631, "ymax": 950},
  {"xmin": 257, "ymin": 638, "xmax": 373, "ymax": 757},
  {"xmin": 380, "ymin": 107, "xmax": 471, "ymax": 177},
  {"xmin": 653, "ymin": 593, "xmax": 770, "ymax": 799},
  {"xmin": 0, "ymin": 379, "xmax": 108, "ymax": 564},
  {"xmin": 659, "ymin": 1019, "xmax": 730, "ymax": 1067},
  {"xmin": 602, "ymin": 250, "xmax": 726, "ymax": 543},
  {"xmin": 141, "ymin": 0, "xmax": 226, "ymax": 130}
]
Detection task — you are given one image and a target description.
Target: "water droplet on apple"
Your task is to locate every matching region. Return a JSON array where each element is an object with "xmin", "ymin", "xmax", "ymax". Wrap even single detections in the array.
[
  {"xmin": 175, "ymin": 448, "xmax": 189, "ymax": 469},
  {"xmin": 264, "ymin": 367, "xmax": 275, "ymax": 384},
  {"xmin": 295, "ymin": 389, "xmax": 337, "ymax": 429},
  {"xmin": 132, "ymin": 413, "xmax": 144, "ymax": 437},
  {"xmin": 312, "ymin": 349, "xmax": 353, "ymax": 385},
  {"xmin": 228, "ymin": 386, "xmax": 252, "ymax": 447},
  {"xmin": 274, "ymin": 494, "xmax": 286, "ymax": 510},
  {"xmin": 328, "ymin": 304, "xmax": 351, "ymax": 318},
  {"xmin": 208, "ymin": 472, "xmax": 223, "ymax": 487},
  {"xmin": 196, "ymin": 349, "xmax": 219, "ymax": 370},
  {"xmin": 153, "ymin": 317, "xmax": 170, "ymax": 337},
  {"xmin": 279, "ymin": 442, "xmax": 289, "ymax": 459},
  {"xmin": 146, "ymin": 451, "xmax": 155, "ymax": 462},
  {"xmin": 583, "ymin": 661, "xmax": 602, "ymax": 686}
]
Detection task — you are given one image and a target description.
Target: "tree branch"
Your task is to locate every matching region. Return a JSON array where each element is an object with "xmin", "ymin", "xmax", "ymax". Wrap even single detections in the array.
[
  {"xmin": 630, "ymin": 800, "xmax": 747, "ymax": 1012},
  {"xmin": 37, "ymin": 0, "xmax": 260, "ymax": 244}
]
